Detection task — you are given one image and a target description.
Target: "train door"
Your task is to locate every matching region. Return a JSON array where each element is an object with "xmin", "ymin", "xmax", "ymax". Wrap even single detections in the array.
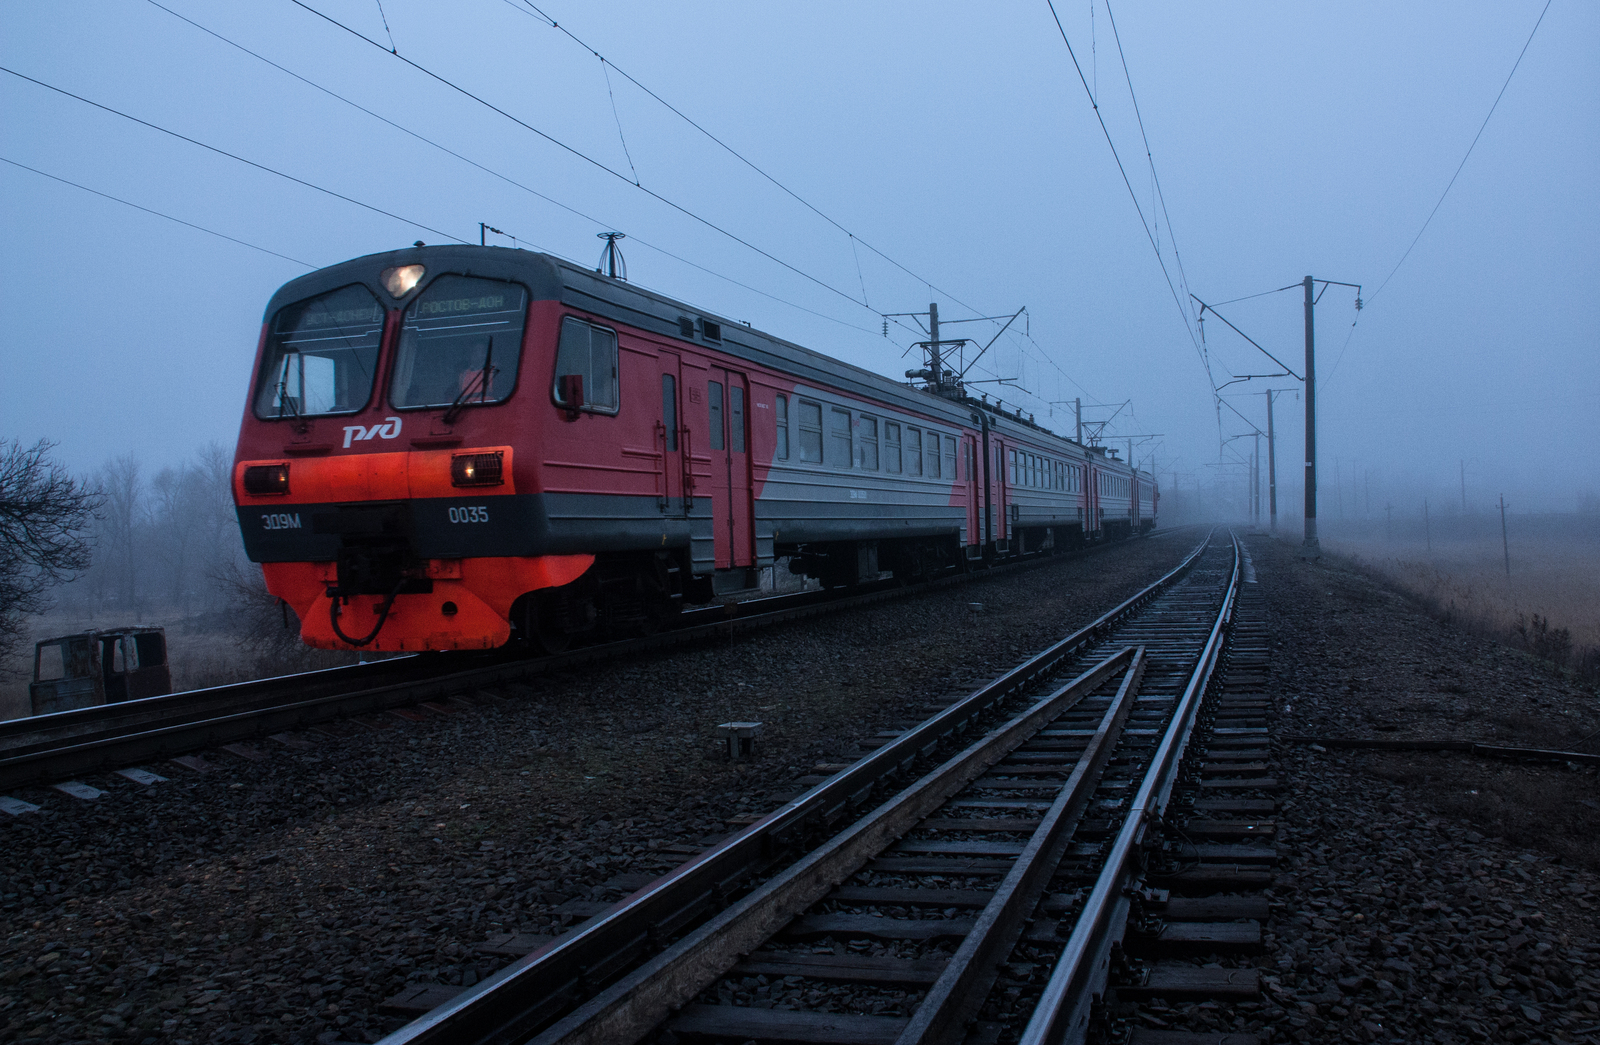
[
  {"xmin": 657, "ymin": 351, "xmax": 688, "ymax": 515},
  {"xmin": 962, "ymin": 434, "xmax": 980, "ymax": 551},
  {"xmin": 706, "ymin": 369, "xmax": 755, "ymax": 568},
  {"xmin": 993, "ymin": 438, "xmax": 1009, "ymax": 546},
  {"xmin": 1087, "ymin": 464, "xmax": 1100, "ymax": 536},
  {"xmin": 1130, "ymin": 476, "xmax": 1139, "ymax": 529}
]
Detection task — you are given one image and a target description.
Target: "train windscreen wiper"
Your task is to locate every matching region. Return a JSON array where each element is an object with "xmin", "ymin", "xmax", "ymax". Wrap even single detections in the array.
[{"xmin": 443, "ymin": 337, "xmax": 495, "ymax": 425}]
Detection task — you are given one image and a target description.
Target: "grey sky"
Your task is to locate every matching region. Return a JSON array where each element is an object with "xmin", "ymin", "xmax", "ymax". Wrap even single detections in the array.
[{"xmin": 3, "ymin": 1, "xmax": 1594, "ymax": 514}]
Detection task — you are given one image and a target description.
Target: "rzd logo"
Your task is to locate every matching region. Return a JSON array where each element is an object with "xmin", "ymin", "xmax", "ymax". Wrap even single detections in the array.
[{"xmin": 343, "ymin": 416, "xmax": 402, "ymax": 448}]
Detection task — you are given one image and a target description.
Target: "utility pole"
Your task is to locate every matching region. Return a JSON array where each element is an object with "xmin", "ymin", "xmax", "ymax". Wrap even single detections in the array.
[
  {"xmin": 1252, "ymin": 433, "xmax": 1261, "ymax": 526},
  {"xmin": 1301, "ymin": 275, "xmax": 1318, "ymax": 556},
  {"xmin": 1266, "ymin": 390, "xmax": 1278, "ymax": 532},
  {"xmin": 1424, "ymin": 499, "xmax": 1431, "ymax": 554},
  {"xmin": 1499, "ymin": 495, "xmax": 1510, "ymax": 577},
  {"xmin": 928, "ymin": 303, "xmax": 940, "ymax": 390},
  {"xmin": 1075, "ymin": 398, "xmax": 1083, "ymax": 443}
]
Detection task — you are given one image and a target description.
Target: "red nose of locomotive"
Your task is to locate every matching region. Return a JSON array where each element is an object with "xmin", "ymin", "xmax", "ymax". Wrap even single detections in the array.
[
  {"xmin": 235, "ymin": 446, "xmax": 584, "ymax": 651},
  {"xmin": 232, "ymin": 249, "xmax": 592, "ymax": 652}
]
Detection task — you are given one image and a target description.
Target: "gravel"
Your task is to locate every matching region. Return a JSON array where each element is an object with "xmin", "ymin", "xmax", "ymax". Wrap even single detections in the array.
[
  {"xmin": 1150, "ymin": 533, "xmax": 1600, "ymax": 1045},
  {"xmin": 0, "ymin": 533, "xmax": 1196, "ymax": 1045}
]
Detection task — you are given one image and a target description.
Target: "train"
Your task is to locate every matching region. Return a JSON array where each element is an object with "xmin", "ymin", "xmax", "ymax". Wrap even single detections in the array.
[{"xmin": 231, "ymin": 244, "xmax": 1156, "ymax": 653}]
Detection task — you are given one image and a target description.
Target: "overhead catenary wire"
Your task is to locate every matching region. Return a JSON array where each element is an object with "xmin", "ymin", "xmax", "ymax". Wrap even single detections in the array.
[
  {"xmin": 1043, "ymin": 0, "xmax": 1205, "ymax": 372},
  {"xmin": 136, "ymin": 0, "xmax": 886, "ymax": 340},
  {"xmin": 308, "ymin": 0, "xmax": 1102, "ymax": 406},
  {"xmin": 502, "ymin": 0, "xmax": 992, "ymax": 324},
  {"xmin": 0, "ymin": 155, "xmax": 314, "ymax": 267},
  {"xmin": 0, "ymin": 65, "xmax": 464, "ymax": 244},
  {"xmin": 1324, "ymin": 0, "xmax": 1551, "ymax": 392},
  {"xmin": 1105, "ymin": 1, "xmax": 1197, "ymax": 328},
  {"xmin": 286, "ymin": 0, "xmax": 874, "ymax": 315},
  {"xmin": 1367, "ymin": 0, "xmax": 1553, "ymax": 307},
  {"xmin": 496, "ymin": 0, "xmax": 1107, "ymax": 403}
]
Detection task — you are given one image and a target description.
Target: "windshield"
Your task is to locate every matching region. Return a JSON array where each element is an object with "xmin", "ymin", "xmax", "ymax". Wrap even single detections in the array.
[
  {"xmin": 390, "ymin": 275, "xmax": 526, "ymax": 410},
  {"xmin": 253, "ymin": 284, "xmax": 384, "ymax": 419}
]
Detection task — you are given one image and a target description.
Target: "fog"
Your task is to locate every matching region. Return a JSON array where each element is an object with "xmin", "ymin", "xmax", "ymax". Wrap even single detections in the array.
[{"xmin": 2, "ymin": 1, "xmax": 1595, "ymax": 515}]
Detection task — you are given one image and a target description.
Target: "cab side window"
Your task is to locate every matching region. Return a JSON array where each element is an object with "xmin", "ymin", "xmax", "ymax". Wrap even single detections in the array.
[{"xmin": 553, "ymin": 316, "xmax": 620, "ymax": 413}]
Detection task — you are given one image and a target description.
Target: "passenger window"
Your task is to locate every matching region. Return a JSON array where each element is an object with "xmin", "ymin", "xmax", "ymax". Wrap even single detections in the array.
[
  {"xmin": 35, "ymin": 642, "xmax": 65, "ymax": 682},
  {"xmin": 829, "ymin": 409, "xmax": 853, "ymax": 468},
  {"xmin": 553, "ymin": 316, "xmax": 620, "ymax": 413},
  {"xmin": 774, "ymin": 395, "xmax": 789, "ymax": 460},
  {"xmin": 926, "ymin": 433, "xmax": 940, "ymax": 478},
  {"xmin": 662, "ymin": 375, "xmax": 678, "ymax": 451},
  {"xmin": 799, "ymin": 400, "xmax": 823, "ymax": 462},
  {"xmin": 963, "ymin": 440, "xmax": 973, "ymax": 481},
  {"xmin": 944, "ymin": 436, "xmax": 957, "ymax": 480},
  {"xmin": 254, "ymin": 283, "xmax": 384, "ymax": 419},
  {"xmin": 857, "ymin": 416, "xmax": 879, "ymax": 470},
  {"xmin": 392, "ymin": 275, "xmax": 528, "ymax": 409},
  {"xmin": 884, "ymin": 423, "xmax": 902, "ymax": 474},
  {"xmin": 709, "ymin": 381, "xmax": 725, "ymax": 451},
  {"xmin": 1007, "ymin": 449, "xmax": 1016, "ymax": 484},
  {"xmin": 906, "ymin": 428, "xmax": 923, "ymax": 476},
  {"xmin": 730, "ymin": 386, "xmax": 746, "ymax": 453}
]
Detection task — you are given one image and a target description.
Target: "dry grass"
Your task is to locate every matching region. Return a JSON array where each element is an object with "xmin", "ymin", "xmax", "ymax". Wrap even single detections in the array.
[{"xmin": 1324, "ymin": 531, "xmax": 1600, "ymax": 683}]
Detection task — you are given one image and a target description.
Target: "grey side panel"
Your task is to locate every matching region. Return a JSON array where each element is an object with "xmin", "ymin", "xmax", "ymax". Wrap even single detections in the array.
[
  {"xmin": 758, "ymin": 467, "xmax": 964, "ymax": 545},
  {"xmin": 240, "ymin": 493, "xmax": 713, "ymax": 564}
]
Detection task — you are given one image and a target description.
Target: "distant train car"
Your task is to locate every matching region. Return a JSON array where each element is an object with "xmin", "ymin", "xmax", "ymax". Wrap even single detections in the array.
[{"xmin": 232, "ymin": 246, "xmax": 1154, "ymax": 653}]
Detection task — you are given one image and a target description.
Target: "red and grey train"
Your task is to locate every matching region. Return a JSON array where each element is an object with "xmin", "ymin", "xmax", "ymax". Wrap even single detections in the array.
[{"xmin": 232, "ymin": 245, "xmax": 1156, "ymax": 652}]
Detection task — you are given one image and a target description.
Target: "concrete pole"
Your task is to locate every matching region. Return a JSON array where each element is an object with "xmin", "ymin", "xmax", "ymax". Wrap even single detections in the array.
[
  {"xmin": 1301, "ymin": 275, "xmax": 1319, "ymax": 557},
  {"xmin": 929, "ymin": 303, "xmax": 940, "ymax": 391},
  {"xmin": 1266, "ymin": 390, "xmax": 1278, "ymax": 532}
]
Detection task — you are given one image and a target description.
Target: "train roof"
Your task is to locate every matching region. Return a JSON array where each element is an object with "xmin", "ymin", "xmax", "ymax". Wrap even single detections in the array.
[{"xmin": 265, "ymin": 245, "xmax": 1150, "ymax": 481}]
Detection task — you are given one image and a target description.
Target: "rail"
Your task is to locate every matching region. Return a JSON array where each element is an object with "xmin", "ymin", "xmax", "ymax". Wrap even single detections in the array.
[
  {"xmin": 0, "ymin": 530, "xmax": 1183, "ymax": 792},
  {"xmin": 375, "ymin": 530, "xmax": 1214, "ymax": 1045}
]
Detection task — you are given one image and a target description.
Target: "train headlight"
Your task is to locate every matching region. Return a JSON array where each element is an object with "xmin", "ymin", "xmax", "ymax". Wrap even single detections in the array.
[
  {"xmin": 451, "ymin": 452, "xmax": 503, "ymax": 487},
  {"xmin": 381, "ymin": 264, "xmax": 425, "ymax": 298},
  {"xmin": 243, "ymin": 464, "xmax": 290, "ymax": 495}
]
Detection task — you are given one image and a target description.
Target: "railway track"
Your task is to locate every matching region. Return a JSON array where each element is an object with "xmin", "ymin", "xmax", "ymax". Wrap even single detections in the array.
[
  {"xmin": 370, "ymin": 528, "xmax": 1244, "ymax": 1045},
  {"xmin": 0, "ymin": 532, "xmax": 1178, "ymax": 794}
]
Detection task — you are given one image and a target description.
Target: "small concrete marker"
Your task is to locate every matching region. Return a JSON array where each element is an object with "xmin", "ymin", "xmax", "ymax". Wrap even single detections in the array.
[
  {"xmin": 0, "ymin": 795, "xmax": 41, "ymax": 815},
  {"xmin": 170, "ymin": 755, "xmax": 216, "ymax": 774},
  {"xmin": 717, "ymin": 721, "xmax": 763, "ymax": 760},
  {"xmin": 116, "ymin": 768, "xmax": 168, "ymax": 786},
  {"xmin": 220, "ymin": 743, "xmax": 266, "ymax": 762},
  {"xmin": 53, "ymin": 781, "xmax": 105, "ymax": 801}
]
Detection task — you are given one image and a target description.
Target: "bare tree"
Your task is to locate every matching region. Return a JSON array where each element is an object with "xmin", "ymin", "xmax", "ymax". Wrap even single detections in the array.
[
  {"xmin": 94, "ymin": 454, "xmax": 144, "ymax": 615},
  {"xmin": 0, "ymin": 439, "xmax": 101, "ymax": 661}
]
